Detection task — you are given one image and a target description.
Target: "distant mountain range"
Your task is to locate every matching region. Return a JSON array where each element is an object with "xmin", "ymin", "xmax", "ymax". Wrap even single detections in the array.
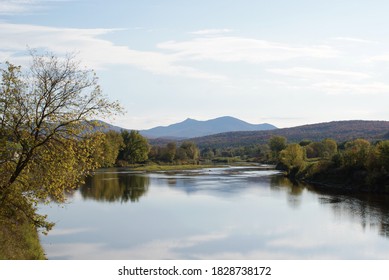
[
  {"xmin": 140, "ymin": 116, "xmax": 276, "ymax": 138},
  {"xmin": 97, "ymin": 119, "xmax": 389, "ymax": 148},
  {"xmin": 97, "ymin": 116, "xmax": 276, "ymax": 138},
  {"xmin": 188, "ymin": 120, "xmax": 389, "ymax": 148}
]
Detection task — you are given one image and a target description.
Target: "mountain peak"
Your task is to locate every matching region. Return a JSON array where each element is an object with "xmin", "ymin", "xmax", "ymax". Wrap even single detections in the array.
[{"xmin": 140, "ymin": 116, "xmax": 277, "ymax": 139}]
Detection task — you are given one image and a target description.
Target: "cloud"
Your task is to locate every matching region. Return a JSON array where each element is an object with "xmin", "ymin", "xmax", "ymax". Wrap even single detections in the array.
[
  {"xmin": 5, "ymin": 21, "xmax": 385, "ymax": 95},
  {"xmin": 43, "ymin": 231, "xmax": 229, "ymax": 259},
  {"xmin": 0, "ymin": 0, "xmax": 61, "ymax": 15},
  {"xmin": 0, "ymin": 22, "xmax": 226, "ymax": 81},
  {"xmin": 267, "ymin": 67, "xmax": 371, "ymax": 80},
  {"xmin": 366, "ymin": 54, "xmax": 389, "ymax": 63},
  {"xmin": 331, "ymin": 37, "xmax": 379, "ymax": 44},
  {"xmin": 312, "ymin": 81, "xmax": 389, "ymax": 95},
  {"xmin": 0, "ymin": 0, "xmax": 36, "ymax": 14},
  {"xmin": 190, "ymin": 29, "xmax": 234, "ymax": 35},
  {"xmin": 158, "ymin": 37, "xmax": 339, "ymax": 63},
  {"xmin": 267, "ymin": 66, "xmax": 389, "ymax": 95}
]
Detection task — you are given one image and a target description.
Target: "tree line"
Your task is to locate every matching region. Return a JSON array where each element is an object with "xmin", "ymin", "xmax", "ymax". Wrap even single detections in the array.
[
  {"xmin": 94, "ymin": 129, "xmax": 276, "ymax": 167},
  {"xmin": 94, "ymin": 130, "xmax": 201, "ymax": 167},
  {"xmin": 270, "ymin": 135, "xmax": 389, "ymax": 193}
]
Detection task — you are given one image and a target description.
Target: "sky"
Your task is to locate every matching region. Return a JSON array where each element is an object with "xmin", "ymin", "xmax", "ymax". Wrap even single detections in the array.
[{"xmin": 2, "ymin": 0, "xmax": 389, "ymax": 129}]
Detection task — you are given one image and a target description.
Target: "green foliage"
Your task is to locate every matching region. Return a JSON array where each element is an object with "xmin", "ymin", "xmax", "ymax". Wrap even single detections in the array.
[
  {"xmin": 299, "ymin": 140, "xmax": 312, "ymax": 146},
  {"xmin": 0, "ymin": 210, "xmax": 46, "ymax": 260},
  {"xmin": 0, "ymin": 52, "xmax": 122, "ymax": 234},
  {"xmin": 269, "ymin": 136, "xmax": 287, "ymax": 160},
  {"xmin": 180, "ymin": 141, "xmax": 200, "ymax": 161},
  {"xmin": 322, "ymin": 139, "xmax": 338, "ymax": 159},
  {"xmin": 276, "ymin": 137, "xmax": 389, "ymax": 192},
  {"xmin": 279, "ymin": 143, "xmax": 305, "ymax": 176},
  {"xmin": 118, "ymin": 130, "xmax": 150, "ymax": 164},
  {"xmin": 343, "ymin": 139, "xmax": 371, "ymax": 169},
  {"xmin": 374, "ymin": 140, "xmax": 389, "ymax": 173},
  {"xmin": 94, "ymin": 131, "xmax": 124, "ymax": 167},
  {"xmin": 306, "ymin": 139, "xmax": 337, "ymax": 159},
  {"xmin": 148, "ymin": 141, "xmax": 200, "ymax": 164},
  {"xmin": 80, "ymin": 171, "xmax": 149, "ymax": 202}
]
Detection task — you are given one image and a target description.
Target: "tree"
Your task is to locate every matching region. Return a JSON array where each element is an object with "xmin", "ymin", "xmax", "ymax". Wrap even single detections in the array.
[
  {"xmin": 179, "ymin": 141, "xmax": 200, "ymax": 163},
  {"xmin": 0, "ymin": 53, "xmax": 122, "ymax": 231},
  {"xmin": 118, "ymin": 130, "xmax": 150, "ymax": 164},
  {"xmin": 373, "ymin": 140, "xmax": 389, "ymax": 173},
  {"xmin": 343, "ymin": 139, "xmax": 371, "ymax": 169},
  {"xmin": 322, "ymin": 138, "xmax": 338, "ymax": 159},
  {"xmin": 305, "ymin": 142, "xmax": 324, "ymax": 158},
  {"xmin": 164, "ymin": 142, "xmax": 177, "ymax": 162},
  {"xmin": 94, "ymin": 131, "xmax": 124, "ymax": 167},
  {"xmin": 279, "ymin": 144, "xmax": 305, "ymax": 176},
  {"xmin": 269, "ymin": 136, "xmax": 287, "ymax": 160}
]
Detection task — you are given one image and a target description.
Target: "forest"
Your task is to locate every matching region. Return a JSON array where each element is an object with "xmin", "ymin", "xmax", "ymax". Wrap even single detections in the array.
[{"xmin": 273, "ymin": 136, "xmax": 389, "ymax": 193}]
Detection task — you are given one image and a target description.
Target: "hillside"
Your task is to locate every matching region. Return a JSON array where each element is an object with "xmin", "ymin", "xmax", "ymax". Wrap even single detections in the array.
[
  {"xmin": 139, "ymin": 116, "xmax": 276, "ymax": 138},
  {"xmin": 188, "ymin": 120, "xmax": 389, "ymax": 148}
]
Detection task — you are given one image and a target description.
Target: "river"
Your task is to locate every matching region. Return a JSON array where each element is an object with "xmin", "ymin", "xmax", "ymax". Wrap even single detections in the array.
[{"xmin": 39, "ymin": 166, "xmax": 389, "ymax": 259}]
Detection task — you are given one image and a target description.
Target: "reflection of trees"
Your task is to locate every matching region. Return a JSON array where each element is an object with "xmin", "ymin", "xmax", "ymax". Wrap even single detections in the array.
[
  {"xmin": 320, "ymin": 193, "xmax": 389, "ymax": 239},
  {"xmin": 270, "ymin": 176, "xmax": 304, "ymax": 195},
  {"xmin": 79, "ymin": 171, "xmax": 149, "ymax": 203},
  {"xmin": 270, "ymin": 175, "xmax": 304, "ymax": 208},
  {"xmin": 271, "ymin": 174, "xmax": 389, "ymax": 239}
]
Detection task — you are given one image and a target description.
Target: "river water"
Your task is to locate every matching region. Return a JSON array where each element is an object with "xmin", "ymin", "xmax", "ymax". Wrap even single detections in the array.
[{"xmin": 39, "ymin": 166, "xmax": 389, "ymax": 259}]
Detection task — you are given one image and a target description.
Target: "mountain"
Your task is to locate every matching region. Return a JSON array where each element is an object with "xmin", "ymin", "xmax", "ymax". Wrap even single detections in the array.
[
  {"xmin": 139, "ymin": 116, "xmax": 277, "ymax": 138},
  {"xmin": 189, "ymin": 120, "xmax": 389, "ymax": 148}
]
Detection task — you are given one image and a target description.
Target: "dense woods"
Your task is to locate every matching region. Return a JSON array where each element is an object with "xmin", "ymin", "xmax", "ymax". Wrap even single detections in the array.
[{"xmin": 276, "ymin": 137, "xmax": 389, "ymax": 193}]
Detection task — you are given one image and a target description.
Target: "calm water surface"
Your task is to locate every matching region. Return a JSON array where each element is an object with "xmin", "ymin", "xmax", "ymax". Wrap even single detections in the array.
[{"xmin": 39, "ymin": 166, "xmax": 389, "ymax": 259}]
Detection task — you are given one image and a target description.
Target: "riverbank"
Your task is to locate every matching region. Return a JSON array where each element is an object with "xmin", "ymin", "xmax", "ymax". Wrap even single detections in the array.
[
  {"xmin": 281, "ymin": 163, "xmax": 389, "ymax": 194},
  {"xmin": 0, "ymin": 215, "xmax": 46, "ymax": 260}
]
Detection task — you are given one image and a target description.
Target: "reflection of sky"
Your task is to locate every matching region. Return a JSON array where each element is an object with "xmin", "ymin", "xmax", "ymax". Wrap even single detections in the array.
[{"xmin": 39, "ymin": 167, "xmax": 389, "ymax": 259}]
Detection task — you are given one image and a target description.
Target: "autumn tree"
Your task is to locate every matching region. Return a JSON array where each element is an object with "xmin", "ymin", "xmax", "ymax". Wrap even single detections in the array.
[
  {"xmin": 164, "ymin": 142, "xmax": 177, "ymax": 162},
  {"xmin": 279, "ymin": 143, "xmax": 305, "ymax": 176},
  {"xmin": 118, "ymin": 130, "xmax": 150, "ymax": 164},
  {"xmin": 94, "ymin": 131, "xmax": 124, "ymax": 167},
  {"xmin": 176, "ymin": 141, "xmax": 199, "ymax": 164},
  {"xmin": 0, "ymin": 53, "xmax": 122, "ymax": 231},
  {"xmin": 343, "ymin": 139, "xmax": 371, "ymax": 169},
  {"xmin": 269, "ymin": 136, "xmax": 287, "ymax": 160},
  {"xmin": 376, "ymin": 141, "xmax": 389, "ymax": 173},
  {"xmin": 305, "ymin": 139, "xmax": 337, "ymax": 159}
]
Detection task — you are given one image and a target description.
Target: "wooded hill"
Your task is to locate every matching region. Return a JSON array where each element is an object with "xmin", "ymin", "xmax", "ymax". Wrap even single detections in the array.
[{"xmin": 182, "ymin": 120, "xmax": 389, "ymax": 148}]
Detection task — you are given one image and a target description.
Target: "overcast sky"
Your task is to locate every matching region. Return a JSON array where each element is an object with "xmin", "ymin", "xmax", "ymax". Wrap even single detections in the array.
[{"xmin": 2, "ymin": 0, "xmax": 389, "ymax": 129}]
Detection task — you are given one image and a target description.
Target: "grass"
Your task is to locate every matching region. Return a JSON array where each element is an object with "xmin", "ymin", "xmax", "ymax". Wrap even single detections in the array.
[{"xmin": 0, "ymin": 216, "xmax": 46, "ymax": 260}]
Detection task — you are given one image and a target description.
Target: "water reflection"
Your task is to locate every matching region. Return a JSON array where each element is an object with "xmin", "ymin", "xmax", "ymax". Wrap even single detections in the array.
[
  {"xmin": 271, "ymin": 174, "xmax": 389, "ymax": 239},
  {"xmin": 79, "ymin": 169, "xmax": 149, "ymax": 203},
  {"xmin": 158, "ymin": 167, "xmax": 278, "ymax": 195},
  {"xmin": 40, "ymin": 167, "xmax": 389, "ymax": 259},
  {"xmin": 270, "ymin": 175, "xmax": 304, "ymax": 208},
  {"xmin": 316, "ymin": 191, "xmax": 389, "ymax": 239}
]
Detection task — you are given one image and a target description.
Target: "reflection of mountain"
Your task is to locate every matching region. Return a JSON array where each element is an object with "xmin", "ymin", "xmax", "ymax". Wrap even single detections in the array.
[
  {"xmin": 271, "ymin": 175, "xmax": 389, "ymax": 239},
  {"xmin": 79, "ymin": 171, "xmax": 149, "ymax": 202}
]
